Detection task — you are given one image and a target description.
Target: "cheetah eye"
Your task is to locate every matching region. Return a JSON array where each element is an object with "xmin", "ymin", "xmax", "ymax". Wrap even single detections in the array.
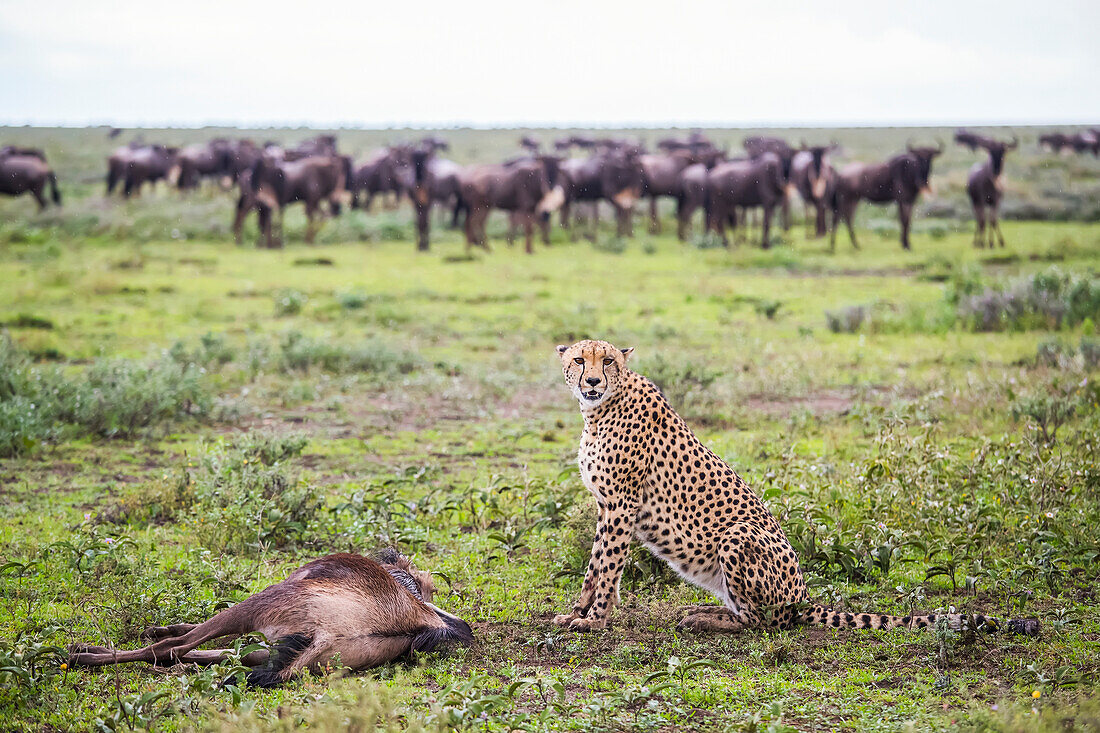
[
  {"xmin": 573, "ymin": 357, "xmax": 584, "ymax": 365},
  {"xmin": 602, "ymin": 357, "xmax": 614, "ymax": 366}
]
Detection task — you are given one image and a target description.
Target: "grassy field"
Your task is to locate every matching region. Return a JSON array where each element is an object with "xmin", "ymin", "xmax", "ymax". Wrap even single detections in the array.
[{"xmin": 1, "ymin": 126, "xmax": 1099, "ymax": 732}]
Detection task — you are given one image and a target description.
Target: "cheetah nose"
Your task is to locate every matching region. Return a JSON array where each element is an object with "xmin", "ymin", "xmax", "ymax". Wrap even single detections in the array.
[{"xmin": 585, "ymin": 377, "xmax": 601, "ymax": 386}]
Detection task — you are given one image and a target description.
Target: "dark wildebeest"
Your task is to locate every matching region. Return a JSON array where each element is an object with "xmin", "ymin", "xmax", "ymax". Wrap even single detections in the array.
[
  {"xmin": 457, "ymin": 156, "xmax": 565, "ymax": 254},
  {"xmin": 675, "ymin": 149, "xmax": 727, "ymax": 241},
  {"xmin": 407, "ymin": 147, "xmax": 465, "ymax": 251},
  {"xmin": 743, "ymin": 136, "xmax": 796, "ymax": 231},
  {"xmin": 954, "ymin": 128, "xmax": 998, "ymax": 152},
  {"xmin": 233, "ymin": 154, "xmax": 350, "ymax": 248},
  {"xmin": 69, "ymin": 550, "xmax": 473, "ymax": 688},
  {"xmin": 1069, "ymin": 131, "xmax": 1099, "ymax": 155},
  {"xmin": 0, "ymin": 149, "xmax": 61, "ymax": 209},
  {"xmin": 831, "ymin": 142, "xmax": 943, "ymax": 251},
  {"xmin": 176, "ymin": 139, "xmax": 234, "ymax": 190},
  {"xmin": 640, "ymin": 147, "xmax": 722, "ymax": 234},
  {"xmin": 106, "ymin": 144, "xmax": 180, "ymax": 197},
  {"xmin": 349, "ymin": 146, "xmax": 413, "ymax": 211},
  {"xmin": 705, "ymin": 152, "xmax": 789, "ymax": 248},
  {"xmin": 967, "ymin": 136, "xmax": 1018, "ymax": 248},
  {"xmin": 559, "ymin": 148, "xmax": 645, "ymax": 239},
  {"xmin": 1039, "ymin": 132, "xmax": 1071, "ymax": 154},
  {"xmin": 790, "ymin": 144, "xmax": 835, "ymax": 238},
  {"xmin": 519, "ymin": 135, "xmax": 541, "ymax": 153},
  {"xmin": 288, "ymin": 135, "xmax": 338, "ymax": 158},
  {"xmin": 419, "ymin": 135, "xmax": 449, "ymax": 152}
]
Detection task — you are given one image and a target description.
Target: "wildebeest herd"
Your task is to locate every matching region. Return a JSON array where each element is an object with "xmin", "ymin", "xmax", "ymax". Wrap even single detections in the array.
[{"xmin": 0, "ymin": 127, "xmax": 1096, "ymax": 252}]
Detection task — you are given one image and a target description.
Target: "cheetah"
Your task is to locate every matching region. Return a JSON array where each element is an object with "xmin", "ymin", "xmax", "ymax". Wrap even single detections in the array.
[{"xmin": 552, "ymin": 339, "xmax": 1039, "ymax": 636}]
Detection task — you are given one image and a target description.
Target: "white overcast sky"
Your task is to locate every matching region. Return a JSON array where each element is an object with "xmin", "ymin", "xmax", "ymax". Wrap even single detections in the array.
[{"xmin": 1, "ymin": 0, "xmax": 1097, "ymax": 128}]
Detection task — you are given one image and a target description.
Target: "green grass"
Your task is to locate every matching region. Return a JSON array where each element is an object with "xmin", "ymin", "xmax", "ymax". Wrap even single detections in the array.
[{"xmin": 1, "ymin": 127, "xmax": 1099, "ymax": 732}]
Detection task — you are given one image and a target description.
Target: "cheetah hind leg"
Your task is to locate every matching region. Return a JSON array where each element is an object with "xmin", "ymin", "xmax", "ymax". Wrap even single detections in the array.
[
  {"xmin": 677, "ymin": 604, "xmax": 730, "ymax": 616},
  {"xmin": 678, "ymin": 608, "xmax": 756, "ymax": 633}
]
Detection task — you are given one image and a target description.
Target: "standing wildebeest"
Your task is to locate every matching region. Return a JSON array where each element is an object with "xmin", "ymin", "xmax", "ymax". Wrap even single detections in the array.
[
  {"xmin": 559, "ymin": 148, "xmax": 645, "ymax": 239},
  {"xmin": 176, "ymin": 139, "xmax": 234, "ymax": 190},
  {"xmin": 233, "ymin": 154, "xmax": 350, "ymax": 248},
  {"xmin": 640, "ymin": 150, "xmax": 700, "ymax": 234},
  {"xmin": 743, "ymin": 136, "xmax": 796, "ymax": 231},
  {"xmin": 349, "ymin": 146, "xmax": 413, "ymax": 211},
  {"xmin": 790, "ymin": 144, "xmax": 835, "ymax": 238},
  {"xmin": 0, "ymin": 148, "xmax": 61, "ymax": 209},
  {"xmin": 106, "ymin": 144, "xmax": 180, "ymax": 197},
  {"xmin": 831, "ymin": 142, "xmax": 943, "ymax": 251},
  {"xmin": 954, "ymin": 128, "xmax": 998, "ymax": 152},
  {"xmin": 287, "ymin": 135, "xmax": 338, "ymax": 158},
  {"xmin": 967, "ymin": 136, "xmax": 1018, "ymax": 248},
  {"xmin": 705, "ymin": 152, "xmax": 789, "ymax": 248},
  {"xmin": 457, "ymin": 156, "xmax": 565, "ymax": 254},
  {"xmin": 407, "ymin": 147, "xmax": 465, "ymax": 251},
  {"xmin": 519, "ymin": 135, "xmax": 541, "ymax": 153},
  {"xmin": 69, "ymin": 550, "xmax": 473, "ymax": 687},
  {"xmin": 1039, "ymin": 132, "xmax": 1072, "ymax": 154}
]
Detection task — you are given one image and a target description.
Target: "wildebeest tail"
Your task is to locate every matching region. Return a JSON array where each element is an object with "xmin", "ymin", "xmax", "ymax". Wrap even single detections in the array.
[
  {"xmin": 411, "ymin": 609, "xmax": 474, "ymax": 653},
  {"xmin": 799, "ymin": 605, "xmax": 1039, "ymax": 636},
  {"xmin": 48, "ymin": 172, "xmax": 61, "ymax": 205},
  {"xmin": 244, "ymin": 633, "xmax": 312, "ymax": 688}
]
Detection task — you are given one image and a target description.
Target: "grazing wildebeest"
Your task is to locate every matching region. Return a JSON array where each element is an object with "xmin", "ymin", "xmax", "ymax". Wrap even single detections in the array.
[
  {"xmin": 967, "ymin": 136, "xmax": 1018, "ymax": 248},
  {"xmin": 954, "ymin": 128, "xmax": 997, "ymax": 152},
  {"xmin": 176, "ymin": 139, "xmax": 234, "ymax": 190},
  {"xmin": 0, "ymin": 149, "xmax": 61, "ymax": 209},
  {"xmin": 559, "ymin": 149, "xmax": 645, "ymax": 239},
  {"xmin": 106, "ymin": 144, "xmax": 180, "ymax": 197},
  {"xmin": 705, "ymin": 152, "xmax": 789, "ymax": 248},
  {"xmin": 69, "ymin": 550, "xmax": 473, "ymax": 688},
  {"xmin": 831, "ymin": 142, "xmax": 943, "ymax": 251},
  {"xmin": 350, "ymin": 146, "xmax": 413, "ymax": 211},
  {"xmin": 457, "ymin": 156, "xmax": 565, "ymax": 254},
  {"xmin": 233, "ymin": 154, "xmax": 349, "ymax": 248},
  {"xmin": 790, "ymin": 144, "xmax": 835, "ymax": 238}
]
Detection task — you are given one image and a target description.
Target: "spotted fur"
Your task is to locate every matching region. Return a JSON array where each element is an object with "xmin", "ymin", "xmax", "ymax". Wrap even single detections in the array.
[{"xmin": 553, "ymin": 340, "xmax": 1039, "ymax": 637}]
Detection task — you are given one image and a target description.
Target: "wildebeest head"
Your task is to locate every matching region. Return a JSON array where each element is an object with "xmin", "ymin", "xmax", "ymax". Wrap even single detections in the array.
[
  {"xmin": 984, "ymin": 136, "xmax": 1018, "ymax": 181},
  {"xmin": 602, "ymin": 148, "xmax": 645, "ymax": 210},
  {"xmin": 533, "ymin": 155, "xmax": 566, "ymax": 221},
  {"xmin": 800, "ymin": 142, "xmax": 831, "ymax": 200},
  {"xmin": 905, "ymin": 141, "xmax": 944, "ymax": 195}
]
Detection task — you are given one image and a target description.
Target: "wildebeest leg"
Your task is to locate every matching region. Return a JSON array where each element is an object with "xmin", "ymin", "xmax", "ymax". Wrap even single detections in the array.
[
  {"xmin": 898, "ymin": 201, "xmax": 913, "ymax": 250},
  {"xmin": 588, "ymin": 203, "xmax": 599, "ymax": 242},
  {"xmin": 649, "ymin": 197, "xmax": 660, "ymax": 234},
  {"xmin": 972, "ymin": 204, "xmax": 986, "ymax": 248},
  {"xmin": 815, "ymin": 202, "xmax": 827, "ymax": 238},
  {"xmin": 506, "ymin": 212, "xmax": 517, "ymax": 248},
  {"xmin": 415, "ymin": 201, "xmax": 431, "ymax": 252},
  {"xmin": 540, "ymin": 215, "xmax": 551, "ymax": 246},
  {"xmin": 523, "ymin": 211, "xmax": 535, "ymax": 254},
  {"xmin": 760, "ymin": 205, "xmax": 773, "ymax": 249},
  {"xmin": 676, "ymin": 196, "xmax": 689, "ymax": 241},
  {"xmin": 463, "ymin": 205, "xmax": 479, "ymax": 253},
  {"xmin": 32, "ymin": 185, "xmax": 48, "ymax": 211},
  {"xmin": 304, "ymin": 202, "xmax": 318, "ymax": 245},
  {"xmin": 992, "ymin": 205, "xmax": 1006, "ymax": 248},
  {"xmin": 257, "ymin": 205, "xmax": 272, "ymax": 249},
  {"xmin": 780, "ymin": 195, "xmax": 790, "ymax": 232},
  {"xmin": 842, "ymin": 199, "xmax": 859, "ymax": 250}
]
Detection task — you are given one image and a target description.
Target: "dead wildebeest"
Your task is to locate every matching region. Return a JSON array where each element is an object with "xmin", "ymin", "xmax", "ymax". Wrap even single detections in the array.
[
  {"xmin": 457, "ymin": 156, "xmax": 565, "ymax": 254},
  {"xmin": 106, "ymin": 144, "xmax": 180, "ymax": 197},
  {"xmin": 233, "ymin": 154, "xmax": 350, "ymax": 248},
  {"xmin": 350, "ymin": 146, "xmax": 414, "ymax": 211},
  {"xmin": 559, "ymin": 148, "xmax": 645, "ymax": 239},
  {"xmin": 69, "ymin": 551, "xmax": 473, "ymax": 688},
  {"xmin": 0, "ymin": 148, "xmax": 61, "ymax": 210},
  {"xmin": 831, "ymin": 142, "xmax": 943, "ymax": 251},
  {"xmin": 704, "ymin": 152, "xmax": 789, "ymax": 248},
  {"xmin": 790, "ymin": 144, "xmax": 836, "ymax": 238},
  {"xmin": 177, "ymin": 139, "xmax": 235, "ymax": 190},
  {"xmin": 954, "ymin": 128, "xmax": 998, "ymax": 152},
  {"xmin": 967, "ymin": 136, "xmax": 1018, "ymax": 248}
]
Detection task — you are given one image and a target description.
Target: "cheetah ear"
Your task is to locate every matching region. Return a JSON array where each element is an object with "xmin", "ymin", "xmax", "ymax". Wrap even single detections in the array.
[
  {"xmin": 556, "ymin": 344, "xmax": 568, "ymax": 355},
  {"xmin": 621, "ymin": 347, "xmax": 634, "ymax": 361}
]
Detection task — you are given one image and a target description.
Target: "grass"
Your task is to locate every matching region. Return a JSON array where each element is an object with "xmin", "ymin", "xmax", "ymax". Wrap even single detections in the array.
[{"xmin": 0, "ymin": 126, "xmax": 1099, "ymax": 732}]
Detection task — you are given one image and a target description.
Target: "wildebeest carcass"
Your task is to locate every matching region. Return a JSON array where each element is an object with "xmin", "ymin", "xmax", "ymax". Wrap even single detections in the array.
[
  {"xmin": 0, "ymin": 147, "xmax": 61, "ymax": 209},
  {"xmin": 790, "ymin": 144, "xmax": 835, "ymax": 238},
  {"xmin": 830, "ymin": 142, "xmax": 943, "ymax": 251},
  {"xmin": 456, "ymin": 156, "xmax": 565, "ymax": 254},
  {"xmin": 106, "ymin": 144, "xmax": 180, "ymax": 197},
  {"xmin": 967, "ymin": 136, "xmax": 1018, "ymax": 248},
  {"xmin": 69, "ymin": 550, "xmax": 473, "ymax": 688},
  {"xmin": 349, "ymin": 146, "xmax": 414, "ymax": 211},
  {"xmin": 559, "ymin": 148, "xmax": 645, "ymax": 239},
  {"xmin": 233, "ymin": 153, "xmax": 350, "ymax": 248},
  {"xmin": 704, "ymin": 152, "xmax": 789, "ymax": 248},
  {"xmin": 176, "ymin": 139, "xmax": 236, "ymax": 190}
]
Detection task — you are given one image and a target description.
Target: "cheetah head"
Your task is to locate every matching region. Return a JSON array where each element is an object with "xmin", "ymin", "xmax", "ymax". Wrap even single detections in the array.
[{"xmin": 556, "ymin": 340, "xmax": 634, "ymax": 410}]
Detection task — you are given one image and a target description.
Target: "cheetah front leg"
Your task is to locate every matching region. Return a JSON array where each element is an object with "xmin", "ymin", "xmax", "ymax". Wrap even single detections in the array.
[
  {"xmin": 556, "ymin": 497, "xmax": 638, "ymax": 632},
  {"xmin": 552, "ymin": 504, "xmax": 608, "ymax": 627}
]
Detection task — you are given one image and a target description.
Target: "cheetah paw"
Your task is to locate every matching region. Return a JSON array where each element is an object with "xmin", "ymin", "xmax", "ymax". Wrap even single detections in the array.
[
  {"xmin": 567, "ymin": 616, "xmax": 608, "ymax": 632},
  {"xmin": 552, "ymin": 613, "xmax": 580, "ymax": 627}
]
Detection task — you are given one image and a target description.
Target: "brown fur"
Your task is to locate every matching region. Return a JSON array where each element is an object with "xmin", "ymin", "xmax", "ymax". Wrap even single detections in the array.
[{"xmin": 69, "ymin": 552, "xmax": 472, "ymax": 686}]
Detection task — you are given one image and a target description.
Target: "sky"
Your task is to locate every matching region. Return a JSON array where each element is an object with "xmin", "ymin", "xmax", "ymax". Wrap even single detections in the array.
[{"xmin": 1, "ymin": 0, "xmax": 1097, "ymax": 128}]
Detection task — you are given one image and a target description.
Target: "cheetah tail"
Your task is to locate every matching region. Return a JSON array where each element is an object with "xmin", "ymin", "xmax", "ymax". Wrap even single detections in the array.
[{"xmin": 798, "ymin": 604, "xmax": 1039, "ymax": 636}]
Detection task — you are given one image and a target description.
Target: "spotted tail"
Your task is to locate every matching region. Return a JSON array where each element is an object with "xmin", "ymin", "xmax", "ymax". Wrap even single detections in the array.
[{"xmin": 799, "ymin": 604, "xmax": 1040, "ymax": 636}]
